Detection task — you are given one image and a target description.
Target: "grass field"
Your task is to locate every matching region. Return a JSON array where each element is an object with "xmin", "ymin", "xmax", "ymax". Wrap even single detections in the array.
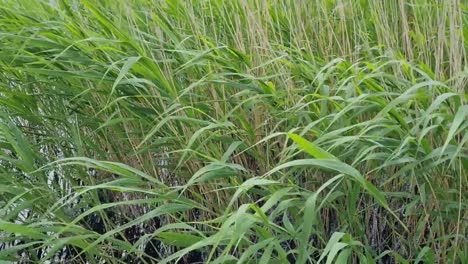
[{"xmin": 0, "ymin": 0, "xmax": 467, "ymax": 263}]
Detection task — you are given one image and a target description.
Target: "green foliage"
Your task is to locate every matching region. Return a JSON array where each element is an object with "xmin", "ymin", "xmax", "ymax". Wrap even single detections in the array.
[{"xmin": 0, "ymin": 0, "xmax": 466, "ymax": 263}]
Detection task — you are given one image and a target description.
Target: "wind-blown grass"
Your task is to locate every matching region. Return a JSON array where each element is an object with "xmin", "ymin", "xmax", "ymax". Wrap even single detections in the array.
[{"xmin": 0, "ymin": 0, "xmax": 467, "ymax": 263}]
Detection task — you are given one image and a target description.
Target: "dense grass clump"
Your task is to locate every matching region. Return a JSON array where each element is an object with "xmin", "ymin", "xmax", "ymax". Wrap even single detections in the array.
[{"xmin": 0, "ymin": 0, "xmax": 466, "ymax": 263}]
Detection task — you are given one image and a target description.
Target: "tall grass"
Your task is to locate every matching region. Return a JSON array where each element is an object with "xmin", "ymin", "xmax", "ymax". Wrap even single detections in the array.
[{"xmin": 0, "ymin": 0, "xmax": 466, "ymax": 263}]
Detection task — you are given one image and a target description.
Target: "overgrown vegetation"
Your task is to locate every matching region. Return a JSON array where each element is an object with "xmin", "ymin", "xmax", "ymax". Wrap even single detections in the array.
[{"xmin": 0, "ymin": 0, "xmax": 467, "ymax": 263}]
